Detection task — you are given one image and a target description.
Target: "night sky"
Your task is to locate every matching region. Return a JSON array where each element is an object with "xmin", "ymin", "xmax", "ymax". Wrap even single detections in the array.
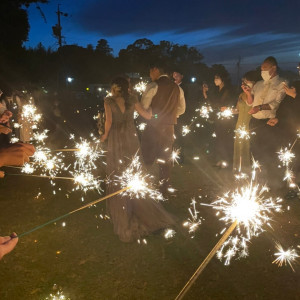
[{"xmin": 25, "ymin": 0, "xmax": 300, "ymax": 75}]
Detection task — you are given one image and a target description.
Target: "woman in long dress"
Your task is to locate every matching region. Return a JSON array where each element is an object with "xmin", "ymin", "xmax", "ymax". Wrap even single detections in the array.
[
  {"xmin": 101, "ymin": 77, "xmax": 175, "ymax": 242},
  {"xmin": 233, "ymin": 71, "xmax": 260, "ymax": 173}
]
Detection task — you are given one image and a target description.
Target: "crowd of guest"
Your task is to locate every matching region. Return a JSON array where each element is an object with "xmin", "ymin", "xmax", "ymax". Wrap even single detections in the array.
[{"xmin": 1, "ymin": 55, "xmax": 299, "ymax": 252}]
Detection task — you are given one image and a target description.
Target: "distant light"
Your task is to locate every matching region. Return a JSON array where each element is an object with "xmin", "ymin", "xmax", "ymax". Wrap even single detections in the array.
[
  {"xmin": 191, "ymin": 77, "xmax": 196, "ymax": 83},
  {"xmin": 98, "ymin": 87, "xmax": 102, "ymax": 91},
  {"xmin": 67, "ymin": 77, "xmax": 74, "ymax": 83},
  {"xmin": 86, "ymin": 87, "xmax": 90, "ymax": 91}
]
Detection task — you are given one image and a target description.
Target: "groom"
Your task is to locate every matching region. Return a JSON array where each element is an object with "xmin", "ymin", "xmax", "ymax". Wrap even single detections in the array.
[{"xmin": 141, "ymin": 62, "xmax": 185, "ymax": 194}]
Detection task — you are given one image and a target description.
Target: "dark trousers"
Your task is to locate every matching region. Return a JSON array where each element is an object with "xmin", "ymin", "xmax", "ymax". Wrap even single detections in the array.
[
  {"xmin": 141, "ymin": 124, "xmax": 174, "ymax": 189},
  {"xmin": 250, "ymin": 118, "xmax": 281, "ymax": 185}
]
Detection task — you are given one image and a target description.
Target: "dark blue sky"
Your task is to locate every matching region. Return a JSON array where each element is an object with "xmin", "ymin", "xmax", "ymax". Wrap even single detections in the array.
[{"xmin": 25, "ymin": 0, "xmax": 300, "ymax": 75}]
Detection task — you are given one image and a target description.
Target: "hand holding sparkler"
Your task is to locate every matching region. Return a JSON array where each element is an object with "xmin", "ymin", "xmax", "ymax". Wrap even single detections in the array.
[{"xmin": 0, "ymin": 233, "xmax": 18, "ymax": 260}]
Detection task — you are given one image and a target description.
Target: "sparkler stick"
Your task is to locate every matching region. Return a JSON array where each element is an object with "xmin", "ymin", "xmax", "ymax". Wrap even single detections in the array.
[
  {"xmin": 53, "ymin": 148, "xmax": 80, "ymax": 152},
  {"xmin": 7, "ymin": 173, "xmax": 75, "ymax": 181},
  {"xmin": 175, "ymin": 220, "xmax": 238, "ymax": 300},
  {"xmin": 16, "ymin": 187, "xmax": 130, "ymax": 238}
]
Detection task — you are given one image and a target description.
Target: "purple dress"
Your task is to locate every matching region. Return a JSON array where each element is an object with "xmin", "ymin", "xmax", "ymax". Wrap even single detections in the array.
[{"xmin": 105, "ymin": 96, "xmax": 175, "ymax": 242}]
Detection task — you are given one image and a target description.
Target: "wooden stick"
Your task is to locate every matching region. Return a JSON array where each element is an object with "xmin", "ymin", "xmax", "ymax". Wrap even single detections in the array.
[{"xmin": 175, "ymin": 220, "xmax": 238, "ymax": 300}]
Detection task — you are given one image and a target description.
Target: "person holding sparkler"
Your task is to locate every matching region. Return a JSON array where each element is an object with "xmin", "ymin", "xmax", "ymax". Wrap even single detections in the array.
[
  {"xmin": 141, "ymin": 63, "xmax": 185, "ymax": 194},
  {"xmin": 212, "ymin": 72, "xmax": 235, "ymax": 168},
  {"xmin": 246, "ymin": 57, "xmax": 286, "ymax": 178},
  {"xmin": 101, "ymin": 77, "xmax": 175, "ymax": 242},
  {"xmin": 233, "ymin": 71, "xmax": 260, "ymax": 173}
]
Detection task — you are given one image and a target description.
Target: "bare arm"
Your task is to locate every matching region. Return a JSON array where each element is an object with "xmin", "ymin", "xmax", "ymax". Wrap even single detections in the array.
[
  {"xmin": 241, "ymin": 85, "xmax": 254, "ymax": 105},
  {"xmin": 135, "ymin": 102, "xmax": 152, "ymax": 120},
  {"xmin": 101, "ymin": 102, "xmax": 112, "ymax": 142}
]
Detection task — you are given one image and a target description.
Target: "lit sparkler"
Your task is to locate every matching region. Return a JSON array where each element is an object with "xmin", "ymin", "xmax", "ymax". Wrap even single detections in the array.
[
  {"xmin": 21, "ymin": 102, "xmax": 42, "ymax": 125},
  {"xmin": 21, "ymin": 163, "xmax": 35, "ymax": 174},
  {"xmin": 234, "ymin": 125, "xmax": 251, "ymax": 140},
  {"xmin": 277, "ymin": 147, "xmax": 295, "ymax": 167},
  {"xmin": 206, "ymin": 182, "xmax": 282, "ymax": 265},
  {"xmin": 273, "ymin": 243, "xmax": 299, "ymax": 272},
  {"xmin": 134, "ymin": 81, "xmax": 148, "ymax": 94},
  {"xmin": 164, "ymin": 228, "xmax": 176, "ymax": 239},
  {"xmin": 115, "ymin": 155, "xmax": 164, "ymax": 201},
  {"xmin": 182, "ymin": 125, "xmax": 191, "ymax": 136},
  {"xmin": 33, "ymin": 130, "xmax": 49, "ymax": 143},
  {"xmin": 217, "ymin": 107, "xmax": 234, "ymax": 119},
  {"xmin": 198, "ymin": 104, "xmax": 213, "ymax": 119}
]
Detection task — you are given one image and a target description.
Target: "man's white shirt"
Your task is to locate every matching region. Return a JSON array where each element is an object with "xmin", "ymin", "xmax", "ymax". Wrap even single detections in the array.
[{"xmin": 252, "ymin": 75, "xmax": 286, "ymax": 119}]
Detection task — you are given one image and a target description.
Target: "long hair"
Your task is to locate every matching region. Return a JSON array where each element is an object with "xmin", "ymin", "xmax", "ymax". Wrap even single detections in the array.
[{"xmin": 110, "ymin": 77, "xmax": 131, "ymax": 109}]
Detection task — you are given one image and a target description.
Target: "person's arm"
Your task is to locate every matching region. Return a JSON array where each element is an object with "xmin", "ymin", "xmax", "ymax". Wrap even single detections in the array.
[
  {"xmin": 141, "ymin": 82, "xmax": 158, "ymax": 110},
  {"xmin": 134, "ymin": 102, "xmax": 152, "ymax": 120},
  {"xmin": 241, "ymin": 85, "xmax": 254, "ymax": 105},
  {"xmin": 100, "ymin": 102, "xmax": 112, "ymax": 142},
  {"xmin": 0, "ymin": 233, "xmax": 18, "ymax": 260},
  {"xmin": 177, "ymin": 86, "xmax": 186, "ymax": 117}
]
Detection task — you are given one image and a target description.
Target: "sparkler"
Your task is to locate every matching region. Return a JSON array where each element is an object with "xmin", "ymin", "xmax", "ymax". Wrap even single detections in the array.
[
  {"xmin": 21, "ymin": 102, "xmax": 42, "ymax": 125},
  {"xmin": 16, "ymin": 156, "xmax": 161, "ymax": 238},
  {"xmin": 176, "ymin": 177, "xmax": 282, "ymax": 300},
  {"xmin": 273, "ymin": 243, "xmax": 299, "ymax": 272},
  {"xmin": 277, "ymin": 147, "xmax": 295, "ymax": 167},
  {"xmin": 138, "ymin": 123, "xmax": 147, "ymax": 131},
  {"xmin": 115, "ymin": 155, "xmax": 164, "ymax": 201},
  {"xmin": 198, "ymin": 104, "xmax": 213, "ymax": 119},
  {"xmin": 234, "ymin": 125, "xmax": 251, "ymax": 140},
  {"xmin": 217, "ymin": 107, "xmax": 234, "ymax": 119},
  {"xmin": 133, "ymin": 81, "xmax": 148, "ymax": 94},
  {"xmin": 182, "ymin": 125, "xmax": 191, "ymax": 136}
]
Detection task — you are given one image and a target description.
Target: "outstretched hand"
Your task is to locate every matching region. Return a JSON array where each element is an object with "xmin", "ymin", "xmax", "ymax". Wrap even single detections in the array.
[{"xmin": 0, "ymin": 233, "xmax": 18, "ymax": 260}]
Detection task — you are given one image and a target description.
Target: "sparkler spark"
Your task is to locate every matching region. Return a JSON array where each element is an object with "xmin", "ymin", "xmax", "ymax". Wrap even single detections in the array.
[
  {"xmin": 115, "ymin": 155, "xmax": 163, "ymax": 201},
  {"xmin": 164, "ymin": 228, "xmax": 176, "ymax": 239},
  {"xmin": 234, "ymin": 125, "xmax": 251, "ymax": 140},
  {"xmin": 170, "ymin": 148, "xmax": 180, "ymax": 165},
  {"xmin": 138, "ymin": 123, "xmax": 147, "ymax": 131},
  {"xmin": 183, "ymin": 198, "xmax": 203, "ymax": 236},
  {"xmin": 134, "ymin": 81, "xmax": 148, "ymax": 94},
  {"xmin": 21, "ymin": 163, "xmax": 35, "ymax": 174},
  {"xmin": 198, "ymin": 104, "xmax": 213, "ymax": 119},
  {"xmin": 203, "ymin": 182, "xmax": 282, "ymax": 264},
  {"xmin": 273, "ymin": 243, "xmax": 299, "ymax": 272},
  {"xmin": 217, "ymin": 107, "xmax": 234, "ymax": 120},
  {"xmin": 182, "ymin": 125, "xmax": 191, "ymax": 136},
  {"xmin": 277, "ymin": 147, "xmax": 295, "ymax": 167}
]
